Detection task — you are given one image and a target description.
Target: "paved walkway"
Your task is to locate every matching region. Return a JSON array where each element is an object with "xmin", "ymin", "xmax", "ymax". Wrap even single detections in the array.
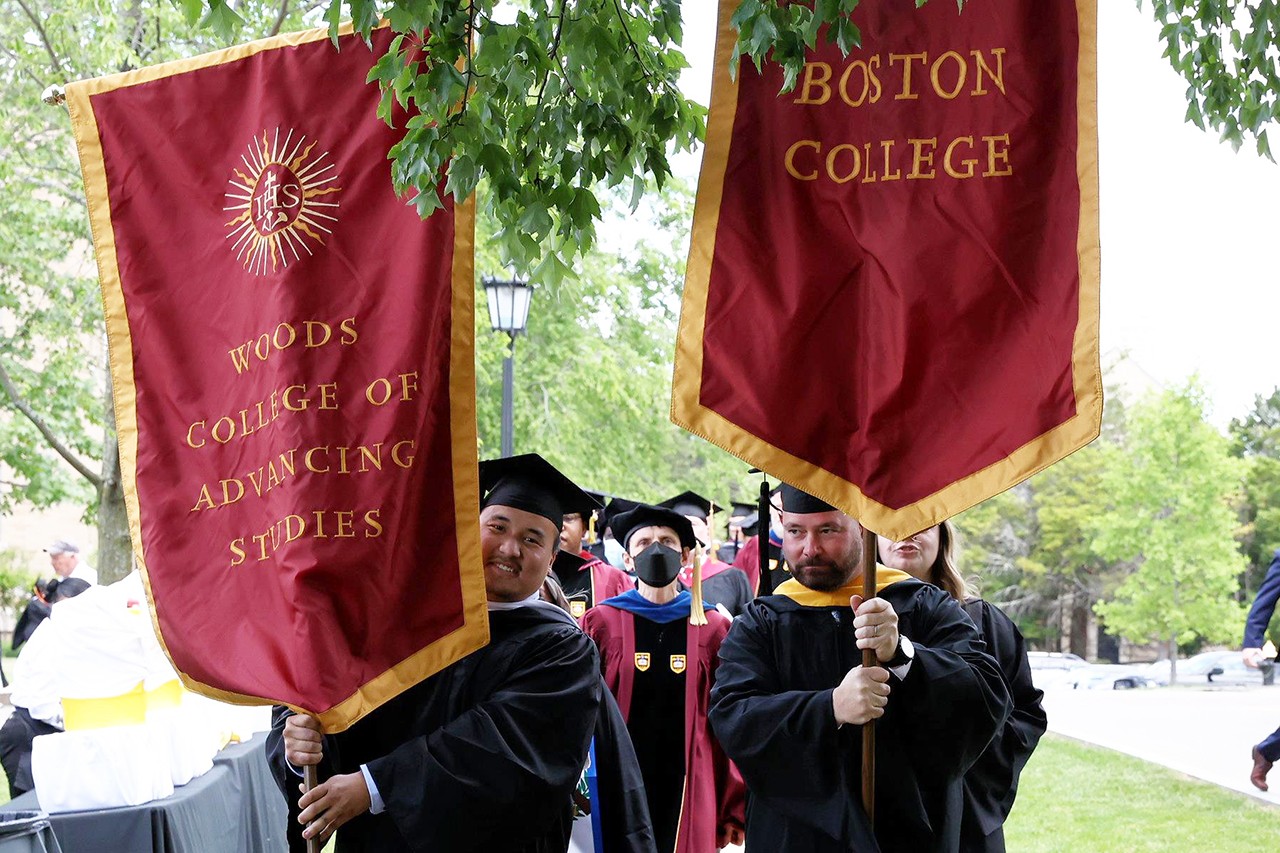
[{"xmin": 1041, "ymin": 683, "xmax": 1280, "ymax": 805}]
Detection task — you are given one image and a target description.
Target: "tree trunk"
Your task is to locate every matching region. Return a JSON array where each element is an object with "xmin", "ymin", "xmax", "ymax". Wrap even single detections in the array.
[
  {"xmin": 96, "ymin": 431, "xmax": 132, "ymax": 584},
  {"xmin": 1069, "ymin": 594, "xmax": 1091, "ymax": 658},
  {"xmin": 1168, "ymin": 634, "xmax": 1178, "ymax": 686}
]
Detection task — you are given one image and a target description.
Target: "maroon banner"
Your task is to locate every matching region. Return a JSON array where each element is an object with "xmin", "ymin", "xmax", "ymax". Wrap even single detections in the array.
[
  {"xmin": 674, "ymin": 0, "xmax": 1101, "ymax": 539},
  {"xmin": 66, "ymin": 25, "xmax": 486, "ymax": 731}
]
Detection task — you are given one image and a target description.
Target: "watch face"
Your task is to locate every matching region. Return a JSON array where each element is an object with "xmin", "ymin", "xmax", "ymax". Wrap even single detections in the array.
[{"xmin": 891, "ymin": 636, "xmax": 915, "ymax": 666}]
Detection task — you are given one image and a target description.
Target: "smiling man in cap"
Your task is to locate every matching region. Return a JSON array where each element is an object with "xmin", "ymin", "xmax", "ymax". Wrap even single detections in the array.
[{"xmin": 269, "ymin": 453, "xmax": 630, "ymax": 853}]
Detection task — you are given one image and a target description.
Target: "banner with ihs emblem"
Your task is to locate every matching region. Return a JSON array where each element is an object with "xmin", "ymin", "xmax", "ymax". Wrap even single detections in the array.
[{"xmin": 64, "ymin": 24, "xmax": 486, "ymax": 732}]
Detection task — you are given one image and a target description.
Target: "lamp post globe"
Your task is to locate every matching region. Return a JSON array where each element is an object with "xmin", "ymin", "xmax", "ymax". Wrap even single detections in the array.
[{"xmin": 481, "ymin": 276, "xmax": 533, "ymax": 458}]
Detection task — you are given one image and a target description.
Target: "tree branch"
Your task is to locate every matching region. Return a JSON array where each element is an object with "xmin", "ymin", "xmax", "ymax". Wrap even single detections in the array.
[
  {"xmin": 269, "ymin": 0, "xmax": 291, "ymax": 37},
  {"xmin": 534, "ymin": 0, "xmax": 570, "ymax": 111},
  {"xmin": 461, "ymin": 0, "xmax": 476, "ymax": 114},
  {"xmin": 23, "ymin": 176, "xmax": 86, "ymax": 208},
  {"xmin": 0, "ymin": 358, "xmax": 102, "ymax": 489},
  {"xmin": 15, "ymin": 0, "xmax": 65, "ymax": 76},
  {"xmin": 0, "ymin": 43, "xmax": 51, "ymax": 89},
  {"xmin": 610, "ymin": 0, "xmax": 654, "ymax": 84}
]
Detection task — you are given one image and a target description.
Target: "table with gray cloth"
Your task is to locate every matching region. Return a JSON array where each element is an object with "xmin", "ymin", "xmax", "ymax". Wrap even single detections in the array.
[
  {"xmin": 0, "ymin": 733, "xmax": 285, "ymax": 853},
  {"xmin": 0, "ymin": 811, "xmax": 61, "ymax": 853}
]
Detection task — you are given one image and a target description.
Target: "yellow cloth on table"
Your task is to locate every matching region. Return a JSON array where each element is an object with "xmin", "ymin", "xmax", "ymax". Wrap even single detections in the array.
[{"xmin": 62, "ymin": 681, "xmax": 146, "ymax": 730}]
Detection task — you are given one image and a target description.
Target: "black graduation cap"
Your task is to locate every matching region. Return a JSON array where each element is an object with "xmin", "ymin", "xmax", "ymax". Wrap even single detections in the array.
[
  {"xmin": 779, "ymin": 482, "xmax": 838, "ymax": 514},
  {"xmin": 552, "ymin": 548, "xmax": 588, "ymax": 576},
  {"xmin": 610, "ymin": 504, "xmax": 698, "ymax": 550},
  {"xmin": 658, "ymin": 490, "xmax": 715, "ymax": 520},
  {"xmin": 600, "ymin": 497, "xmax": 641, "ymax": 533},
  {"xmin": 479, "ymin": 453, "xmax": 602, "ymax": 530},
  {"xmin": 726, "ymin": 501, "xmax": 756, "ymax": 535}
]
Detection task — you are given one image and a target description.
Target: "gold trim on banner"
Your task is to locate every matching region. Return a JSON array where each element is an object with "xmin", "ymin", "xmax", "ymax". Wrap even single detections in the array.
[
  {"xmin": 671, "ymin": 0, "xmax": 739, "ymax": 443},
  {"xmin": 65, "ymin": 22, "xmax": 360, "ymax": 101},
  {"xmin": 308, "ymin": 193, "xmax": 485, "ymax": 733},
  {"xmin": 670, "ymin": 0, "xmax": 1103, "ymax": 542},
  {"xmin": 65, "ymin": 63, "xmax": 146, "ymax": 607},
  {"xmin": 1073, "ymin": 0, "xmax": 1103, "ymax": 455},
  {"xmin": 66, "ymin": 25, "xmax": 488, "ymax": 733}
]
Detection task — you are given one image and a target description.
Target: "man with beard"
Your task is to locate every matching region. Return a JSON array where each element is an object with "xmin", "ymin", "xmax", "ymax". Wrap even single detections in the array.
[
  {"xmin": 268, "ymin": 454, "xmax": 652, "ymax": 853},
  {"xmin": 582, "ymin": 504, "xmax": 745, "ymax": 853},
  {"xmin": 709, "ymin": 485, "xmax": 1009, "ymax": 853}
]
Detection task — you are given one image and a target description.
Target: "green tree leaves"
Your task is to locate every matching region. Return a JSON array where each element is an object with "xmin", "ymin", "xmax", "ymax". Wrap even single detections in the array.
[
  {"xmin": 0, "ymin": 0, "xmax": 313, "ymax": 578},
  {"xmin": 956, "ymin": 376, "xmax": 1251, "ymax": 660},
  {"xmin": 1145, "ymin": 0, "xmax": 1280, "ymax": 159},
  {"xmin": 1091, "ymin": 381, "xmax": 1247, "ymax": 661},
  {"xmin": 472, "ymin": 179, "xmax": 755, "ymax": 505},
  {"xmin": 355, "ymin": 1, "xmax": 705, "ymax": 287},
  {"xmin": 1228, "ymin": 387, "xmax": 1280, "ymax": 645},
  {"xmin": 730, "ymin": 0, "xmax": 961, "ymax": 88}
]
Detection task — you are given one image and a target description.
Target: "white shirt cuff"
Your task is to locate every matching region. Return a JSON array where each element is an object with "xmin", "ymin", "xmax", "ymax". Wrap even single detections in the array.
[{"xmin": 361, "ymin": 764, "xmax": 385, "ymax": 814}]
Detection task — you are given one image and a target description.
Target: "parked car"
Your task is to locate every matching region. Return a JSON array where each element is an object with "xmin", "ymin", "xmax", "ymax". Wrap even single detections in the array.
[
  {"xmin": 1205, "ymin": 655, "xmax": 1269, "ymax": 687},
  {"xmin": 1027, "ymin": 651, "xmax": 1089, "ymax": 689},
  {"xmin": 1144, "ymin": 651, "xmax": 1269, "ymax": 687},
  {"xmin": 1068, "ymin": 664, "xmax": 1150, "ymax": 690}
]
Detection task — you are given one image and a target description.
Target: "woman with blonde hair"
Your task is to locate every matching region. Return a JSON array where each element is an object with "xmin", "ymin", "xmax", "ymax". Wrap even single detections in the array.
[{"xmin": 879, "ymin": 520, "xmax": 1046, "ymax": 853}]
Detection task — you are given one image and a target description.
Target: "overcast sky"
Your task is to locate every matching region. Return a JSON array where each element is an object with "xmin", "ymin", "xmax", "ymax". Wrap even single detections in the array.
[{"xmin": 671, "ymin": 3, "xmax": 1280, "ymax": 427}]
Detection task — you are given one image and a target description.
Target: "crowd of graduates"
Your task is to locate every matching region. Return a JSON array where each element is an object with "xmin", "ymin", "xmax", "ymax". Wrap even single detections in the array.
[{"xmin": 268, "ymin": 454, "xmax": 1046, "ymax": 853}]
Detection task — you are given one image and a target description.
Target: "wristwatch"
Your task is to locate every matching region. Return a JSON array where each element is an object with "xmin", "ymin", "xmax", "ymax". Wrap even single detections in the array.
[{"xmin": 887, "ymin": 635, "xmax": 915, "ymax": 668}]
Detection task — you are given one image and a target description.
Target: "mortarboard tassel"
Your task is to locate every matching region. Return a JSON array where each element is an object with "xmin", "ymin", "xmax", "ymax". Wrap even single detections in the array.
[{"xmin": 690, "ymin": 544, "xmax": 708, "ymax": 626}]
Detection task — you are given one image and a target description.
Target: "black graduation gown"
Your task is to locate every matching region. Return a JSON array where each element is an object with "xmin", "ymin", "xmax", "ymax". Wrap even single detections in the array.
[
  {"xmin": 628, "ymin": 615, "xmax": 687, "ymax": 852},
  {"xmin": 708, "ymin": 580, "xmax": 1011, "ymax": 853},
  {"xmin": 696, "ymin": 568, "xmax": 753, "ymax": 617},
  {"xmin": 592, "ymin": 688, "xmax": 659, "ymax": 853},
  {"xmin": 958, "ymin": 600, "xmax": 1047, "ymax": 853},
  {"xmin": 266, "ymin": 606, "xmax": 602, "ymax": 853}
]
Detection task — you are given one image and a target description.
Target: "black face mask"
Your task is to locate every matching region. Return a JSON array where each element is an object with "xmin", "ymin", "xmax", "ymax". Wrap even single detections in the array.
[{"xmin": 632, "ymin": 542, "xmax": 683, "ymax": 587}]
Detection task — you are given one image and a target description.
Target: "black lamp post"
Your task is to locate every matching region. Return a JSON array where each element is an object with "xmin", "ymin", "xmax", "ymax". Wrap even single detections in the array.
[{"xmin": 482, "ymin": 275, "xmax": 533, "ymax": 458}]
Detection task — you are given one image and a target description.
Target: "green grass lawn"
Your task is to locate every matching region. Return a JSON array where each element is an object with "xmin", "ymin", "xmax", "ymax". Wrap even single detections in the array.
[{"xmin": 1007, "ymin": 734, "xmax": 1280, "ymax": 851}]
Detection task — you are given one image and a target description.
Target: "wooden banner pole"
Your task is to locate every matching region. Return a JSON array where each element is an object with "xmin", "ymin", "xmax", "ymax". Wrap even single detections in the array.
[
  {"xmin": 303, "ymin": 765, "xmax": 322, "ymax": 853},
  {"xmin": 861, "ymin": 525, "xmax": 878, "ymax": 827}
]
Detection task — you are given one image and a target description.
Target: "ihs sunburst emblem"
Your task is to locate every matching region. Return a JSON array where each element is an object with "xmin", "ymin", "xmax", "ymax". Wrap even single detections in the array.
[{"xmin": 224, "ymin": 129, "xmax": 340, "ymax": 275}]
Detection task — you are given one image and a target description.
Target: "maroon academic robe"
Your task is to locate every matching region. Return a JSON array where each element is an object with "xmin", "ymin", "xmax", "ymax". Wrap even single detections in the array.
[
  {"xmin": 569, "ymin": 553, "xmax": 634, "ymax": 622},
  {"xmin": 731, "ymin": 537, "xmax": 765, "ymax": 595},
  {"xmin": 678, "ymin": 559, "xmax": 734, "ymax": 587},
  {"xmin": 581, "ymin": 605, "xmax": 746, "ymax": 852}
]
